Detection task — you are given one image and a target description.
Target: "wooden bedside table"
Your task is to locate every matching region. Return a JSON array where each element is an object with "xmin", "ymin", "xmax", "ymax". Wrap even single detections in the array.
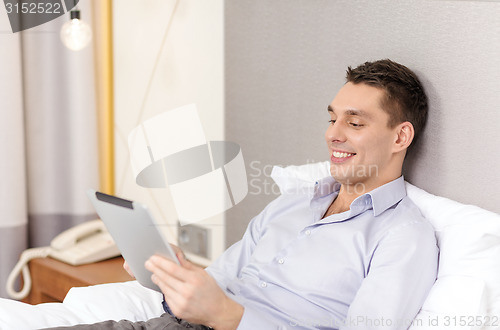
[{"xmin": 23, "ymin": 256, "xmax": 134, "ymax": 305}]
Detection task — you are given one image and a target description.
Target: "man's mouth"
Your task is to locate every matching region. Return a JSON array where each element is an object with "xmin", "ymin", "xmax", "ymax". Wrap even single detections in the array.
[
  {"xmin": 331, "ymin": 150, "xmax": 356, "ymax": 163},
  {"xmin": 332, "ymin": 151, "xmax": 355, "ymax": 158}
]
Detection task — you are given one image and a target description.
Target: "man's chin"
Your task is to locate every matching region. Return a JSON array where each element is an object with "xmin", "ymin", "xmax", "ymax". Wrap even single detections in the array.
[
  {"xmin": 330, "ymin": 175, "xmax": 372, "ymax": 195},
  {"xmin": 330, "ymin": 162, "xmax": 379, "ymax": 180},
  {"xmin": 329, "ymin": 163, "xmax": 352, "ymax": 180},
  {"xmin": 329, "ymin": 166, "xmax": 366, "ymax": 186},
  {"xmin": 329, "ymin": 168, "xmax": 353, "ymax": 185},
  {"xmin": 330, "ymin": 175, "xmax": 353, "ymax": 185}
]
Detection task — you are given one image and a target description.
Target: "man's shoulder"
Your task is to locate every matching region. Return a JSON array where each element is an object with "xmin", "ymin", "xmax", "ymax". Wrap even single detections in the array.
[{"xmin": 383, "ymin": 195, "xmax": 435, "ymax": 239}]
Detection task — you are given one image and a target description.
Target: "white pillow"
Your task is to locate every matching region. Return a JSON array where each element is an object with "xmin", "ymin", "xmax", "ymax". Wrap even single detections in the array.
[
  {"xmin": 405, "ymin": 183, "xmax": 500, "ymax": 330},
  {"xmin": 270, "ymin": 162, "xmax": 500, "ymax": 330},
  {"xmin": 270, "ymin": 161, "xmax": 331, "ymax": 195}
]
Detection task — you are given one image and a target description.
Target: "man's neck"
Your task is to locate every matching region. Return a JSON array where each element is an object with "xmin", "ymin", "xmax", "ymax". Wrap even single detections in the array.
[
  {"xmin": 325, "ymin": 175, "xmax": 402, "ymax": 216},
  {"xmin": 329, "ymin": 186, "xmax": 360, "ymax": 214}
]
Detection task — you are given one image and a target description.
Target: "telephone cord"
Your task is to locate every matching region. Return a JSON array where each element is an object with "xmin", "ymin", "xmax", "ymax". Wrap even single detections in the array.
[{"xmin": 6, "ymin": 247, "xmax": 52, "ymax": 300}]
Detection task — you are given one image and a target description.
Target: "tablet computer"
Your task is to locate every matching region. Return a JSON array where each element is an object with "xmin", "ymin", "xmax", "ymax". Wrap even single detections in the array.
[{"xmin": 87, "ymin": 189, "xmax": 179, "ymax": 292}]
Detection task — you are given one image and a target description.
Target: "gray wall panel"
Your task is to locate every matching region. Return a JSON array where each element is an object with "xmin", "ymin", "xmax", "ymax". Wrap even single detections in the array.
[{"xmin": 225, "ymin": 0, "xmax": 500, "ymax": 246}]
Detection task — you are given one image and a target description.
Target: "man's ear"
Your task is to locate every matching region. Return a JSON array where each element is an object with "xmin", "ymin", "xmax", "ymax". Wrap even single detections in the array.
[{"xmin": 393, "ymin": 121, "xmax": 415, "ymax": 152}]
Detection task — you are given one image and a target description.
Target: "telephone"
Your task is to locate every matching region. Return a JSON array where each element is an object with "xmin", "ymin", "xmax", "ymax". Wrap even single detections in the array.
[{"xmin": 6, "ymin": 219, "xmax": 121, "ymax": 300}]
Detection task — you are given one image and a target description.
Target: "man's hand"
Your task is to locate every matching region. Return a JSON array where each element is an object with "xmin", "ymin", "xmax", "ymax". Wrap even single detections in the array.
[
  {"xmin": 123, "ymin": 260, "xmax": 135, "ymax": 278},
  {"xmin": 123, "ymin": 244, "xmax": 182, "ymax": 279},
  {"xmin": 169, "ymin": 243, "xmax": 186, "ymax": 261},
  {"xmin": 145, "ymin": 251, "xmax": 244, "ymax": 330}
]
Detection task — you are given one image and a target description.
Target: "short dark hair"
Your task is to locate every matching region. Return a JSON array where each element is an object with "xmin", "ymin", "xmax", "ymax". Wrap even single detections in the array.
[{"xmin": 346, "ymin": 59, "xmax": 428, "ymax": 146}]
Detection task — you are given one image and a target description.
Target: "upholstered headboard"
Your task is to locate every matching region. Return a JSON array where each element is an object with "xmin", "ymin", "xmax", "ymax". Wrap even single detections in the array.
[{"xmin": 223, "ymin": 0, "xmax": 500, "ymax": 246}]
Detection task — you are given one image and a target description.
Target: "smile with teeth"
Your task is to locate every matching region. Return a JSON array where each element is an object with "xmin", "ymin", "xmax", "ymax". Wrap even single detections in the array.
[{"xmin": 332, "ymin": 151, "xmax": 355, "ymax": 158}]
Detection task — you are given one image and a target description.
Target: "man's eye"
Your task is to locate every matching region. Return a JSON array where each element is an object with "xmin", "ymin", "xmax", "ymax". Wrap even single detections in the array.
[
  {"xmin": 328, "ymin": 120, "xmax": 336, "ymax": 125},
  {"xmin": 349, "ymin": 122, "xmax": 363, "ymax": 127}
]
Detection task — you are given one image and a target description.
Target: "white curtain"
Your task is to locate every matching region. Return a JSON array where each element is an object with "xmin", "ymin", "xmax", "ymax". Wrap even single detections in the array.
[{"xmin": 0, "ymin": 2, "xmax": 99, "ymax": 298}]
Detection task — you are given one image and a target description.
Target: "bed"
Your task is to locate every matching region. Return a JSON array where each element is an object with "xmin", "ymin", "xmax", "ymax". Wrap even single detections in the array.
[{"xmin": 1, "ymin": 161, "xmax": 499, "ymax": 330}]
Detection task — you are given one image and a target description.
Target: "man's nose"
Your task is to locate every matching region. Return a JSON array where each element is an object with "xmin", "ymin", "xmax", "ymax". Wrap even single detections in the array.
[{"xmin": 325, "ymin": 121, "xmax": 346, "ymax": 143}]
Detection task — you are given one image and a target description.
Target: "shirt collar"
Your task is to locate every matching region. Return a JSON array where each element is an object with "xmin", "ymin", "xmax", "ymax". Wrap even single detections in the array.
[
  {"xmin": 312, "ymin": 175, "xmax": 340, "ymax": 198},
  {"xmin": 366, "ymin": 176, "xmax": 406, "ymax": 216},
  {"xmin": 311, "ymin": 175, "xmax": 407, "ymax": 217}
]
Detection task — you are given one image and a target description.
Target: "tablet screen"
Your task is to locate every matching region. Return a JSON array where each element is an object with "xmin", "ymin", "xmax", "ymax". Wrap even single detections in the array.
[{"xmin": 87, "ymin": 189, "xmax": 179, "ymax": 292}]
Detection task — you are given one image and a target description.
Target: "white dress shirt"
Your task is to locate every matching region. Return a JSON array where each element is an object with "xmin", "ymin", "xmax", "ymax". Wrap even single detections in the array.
[{"xmin": 206, "ymin": 176, "xmax": 438, "ymax": 330}]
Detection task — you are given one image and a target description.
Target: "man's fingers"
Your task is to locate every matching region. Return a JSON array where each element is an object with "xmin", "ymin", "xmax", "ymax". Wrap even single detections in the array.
[
  {"xmin": 167, "ymin": 245, "xmax": 197, "ymax": 270},
  {"xmin": 150, "ymin": 270, "xmax": 183, "ymax": 294},
  {"xmin": 148, "ymin": 255, "xmax": 198, "ymax": 280},
  {"xmin": 152, "ymin": 274, "xmax": 188, "ymax": 312},
  {"xmin": 147, "ymin": 255, "xmax": 184, "ymax": 276},
  {"xmin": 169, "ymin": 244, "xmax": 186, "ymax": 261},
  {"xmin": 146, "ymin": 256, "xmax": 189, "ymax": 291},
  {"xmin": 178, "ymin": 254, "xmax": 196, "ymax": 269},
  {"xmin": 123, "ymin": 260, "xmax": 135, "ymax": 278}
]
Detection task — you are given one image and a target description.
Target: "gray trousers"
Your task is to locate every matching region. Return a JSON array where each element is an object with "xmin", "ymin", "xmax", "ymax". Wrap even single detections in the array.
[{"xmin": 43, "ymin": 313, "xmax": 211, "ymax": 330}]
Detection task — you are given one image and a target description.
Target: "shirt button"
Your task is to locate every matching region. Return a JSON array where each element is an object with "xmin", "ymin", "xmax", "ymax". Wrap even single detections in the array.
[
  {"xmin": 305, "ymin": 230, "xmax": 311, "ymax": 236},
  {"xmin": 278, "ymin": 258, "xmax": 284, "ymax": 264},
  {"xmin": 261, "ymin": 281, "xmax": 267, "ymax": 288}
]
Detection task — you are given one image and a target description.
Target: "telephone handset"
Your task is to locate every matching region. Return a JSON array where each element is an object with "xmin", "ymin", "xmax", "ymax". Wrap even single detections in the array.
[
  {"xmin": 49, "ymin": 219, "xmax": 120, "ymax": 266},
  {"xmin": 6, "ymin": 219, "xmax": 121, "ymax": 300}
]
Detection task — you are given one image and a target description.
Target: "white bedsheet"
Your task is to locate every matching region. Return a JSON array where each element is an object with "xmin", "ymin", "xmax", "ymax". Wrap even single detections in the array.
[{"xmin": 0, "ymin": 281, "xmax": 164, "ymax": 330}]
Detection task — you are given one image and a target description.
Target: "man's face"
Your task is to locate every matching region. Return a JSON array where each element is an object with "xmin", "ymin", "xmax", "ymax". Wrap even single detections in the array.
[{"xmin": 326, "ymin": 82, "xmax": 400, "ymax": 191}]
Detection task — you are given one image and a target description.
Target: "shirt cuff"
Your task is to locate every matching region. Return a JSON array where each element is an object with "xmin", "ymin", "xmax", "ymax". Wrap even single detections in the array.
[{"xmin": 161, "ymin": 296, "xmax": 175, "ymax": 316}]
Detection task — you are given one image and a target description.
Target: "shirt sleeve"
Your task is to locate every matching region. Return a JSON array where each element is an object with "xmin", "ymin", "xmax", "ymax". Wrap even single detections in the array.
[
  {"xmin": 205, "ymin": 196, "xmax": 288, "ymax": 329},
  {"xmin": 236, "ymin": 306, "xmax": 286, "ymax": 330},
  {"xmin": 205, "ymin": 195, "xmax": 284, "ymax": 290},
  {"xmin": 340, "ymin": 219, "xmax": 438, "ymax": 330}
]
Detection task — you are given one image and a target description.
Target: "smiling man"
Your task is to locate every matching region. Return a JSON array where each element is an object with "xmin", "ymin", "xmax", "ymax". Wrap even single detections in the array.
[
  {"xmin": 324, "ymin": 75, "xmax": 421, "ymax": 214},
  {"xmin": 51, "ymin": 60, "xmax": 438, "ymax": 330}
]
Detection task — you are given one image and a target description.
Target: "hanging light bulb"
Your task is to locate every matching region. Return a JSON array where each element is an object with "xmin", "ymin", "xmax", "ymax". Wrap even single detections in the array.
[{"xmin": 60, "ymin": 10, "xmax": 92, "ymax": 51}]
